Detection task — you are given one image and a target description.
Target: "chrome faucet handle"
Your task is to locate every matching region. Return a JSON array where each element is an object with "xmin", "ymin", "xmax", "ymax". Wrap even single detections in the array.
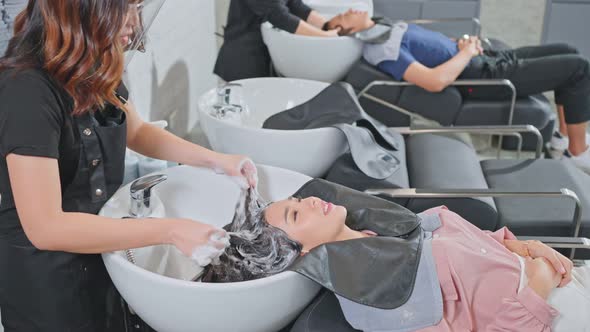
[
  {"xmin": 216, "ymin": 82, "xmax": 243, "ymax": 105},
  {"xmin": 129, "ymin": 174, "xmax": 168, "ymax": 218}
]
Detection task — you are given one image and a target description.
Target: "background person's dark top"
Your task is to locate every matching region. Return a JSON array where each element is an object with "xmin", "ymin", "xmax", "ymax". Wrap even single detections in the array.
[
  {"xmin": 0, "ymin": 68, "xmax": 128, "ymax": 236},
  {"xmin": 214, "ymin": 0, "xmax": 313, "ymax": 82}
]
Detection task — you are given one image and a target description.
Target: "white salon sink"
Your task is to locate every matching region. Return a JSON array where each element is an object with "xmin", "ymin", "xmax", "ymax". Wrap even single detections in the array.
[
  {"xmin": 261, "ymin": 22, "xmax": 363, "ymax": 82},
  {"xmin": 100, "ymin": 165, "xmax": 321, "ymax": 332},
  {"xmin": 198, "ymin": 78, "xmax": 348, "ymax": 178},
  {"xmin": 262, "ymin": 0, "xmax": 373, "ymax": 82}
]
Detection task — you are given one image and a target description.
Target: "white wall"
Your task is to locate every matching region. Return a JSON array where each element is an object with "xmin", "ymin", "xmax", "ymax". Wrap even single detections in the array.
[{"xmin": 124, "ymin": 0, "xmax": 218, "ymax": 138}]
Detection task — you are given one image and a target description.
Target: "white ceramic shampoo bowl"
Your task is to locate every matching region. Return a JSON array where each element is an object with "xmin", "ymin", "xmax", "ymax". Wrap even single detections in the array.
[
  {"xmin": 100, "ymin": 165, "xmax": 321, "ymax": 332},
  {"xmin": 198, "ymin": 78, "xmax": 348, "ymax": 178},
  {"xmin": 261, "ymin": 22, "xmax": 363, "ymax": 82}
]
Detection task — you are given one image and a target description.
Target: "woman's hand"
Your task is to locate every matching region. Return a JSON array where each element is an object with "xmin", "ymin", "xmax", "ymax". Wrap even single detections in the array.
[
  {"xmin": 324, "ymin": 27, "xmax": 342, "ymax": 37},
  {"xmin": 457, "ymin": 36, "xmax": 482, "ymax": 57},
  {"xmin": 525, "ymin": 257, "xmax": 562, "ymax": 299},
  {"xmin": 525, "ymin": 240, "xmax": 574, "ymax": 287},
  {"xmin": 168, "ymin": 219, "xmax": 230, "ymax": 266},
  {"xmin": 213, "ymin": 154, "xmax": 258, "ymax": 188}
]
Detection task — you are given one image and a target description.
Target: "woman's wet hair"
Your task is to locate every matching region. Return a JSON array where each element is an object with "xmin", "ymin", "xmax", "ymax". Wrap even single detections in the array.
[
  {"xmin": 0, "ymin": 0, "xmax": 131, "ymax": 114},
  {"xmin": 201, "ymin": 189, "xmax": 302, "ymax": 283}
]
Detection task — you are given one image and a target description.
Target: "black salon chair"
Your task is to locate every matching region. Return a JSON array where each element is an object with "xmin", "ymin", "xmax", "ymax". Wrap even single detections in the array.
[
  {"xmin": 266, "ymin": 81, "xmax": 590, "ymax": 258},
  {"xmin": 327, "ymin": 127, "xmax": 590, "ymax": 246},
  {"xmin": 287, "ymin": 127, "xmax": 590, "ymax": 332},
  {"xmin": 343, "ymin": 15, "xmax": 556, "ymax": 152},
  {"xmin": 285, "ymin": 128, "xmax": 590, "ymax": 331},
  {"xmin": 345, "ymin": 57, "xmax": 555, "ymax": 152}
]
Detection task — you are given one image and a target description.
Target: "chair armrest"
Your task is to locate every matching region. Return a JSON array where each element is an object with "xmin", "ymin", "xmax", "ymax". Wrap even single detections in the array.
[
  {"xmin": 359, "ymin": 79, "xmax": 519, "ymax": 157},
  {"xmin": 358, "ymin": 79, "xmax": 517, "ymax": 126},
  {"xmin": 404, "ymin": 17, "xmax": 482, "ymax": 37},
  {"xmin": 393, "ymin": 125, "xmax": 543, "ymax": 159},
  {"xmin": 365, "ymin": 188, "xmax": 583, "ymax": 259},
  {"xmin": 520, "ymin": 236, "xmax": 590, "ymax": 263},
  {"xmin": 519, "ymin": 236, "xmax": 590, "ymax": 251}
]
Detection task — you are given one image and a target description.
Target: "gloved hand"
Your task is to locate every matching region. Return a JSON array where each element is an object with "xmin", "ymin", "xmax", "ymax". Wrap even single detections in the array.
[{"xmin": 213, "ymin": 154, "xmax": 258, "ymax": 189}]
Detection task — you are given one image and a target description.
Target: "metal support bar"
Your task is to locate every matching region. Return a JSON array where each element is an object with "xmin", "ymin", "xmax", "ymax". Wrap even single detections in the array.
[
  {"xmin": 358, "ymin": 79, "xmax": 517, "ymax": 157},
  {"xmin": 405, "ymin": 17, "xmax": 482, "ymax": 37},
  {"xmin": 518, "ymin": 236, "xmax": 590, "ymax": 250},
  {"xmin": 364, "ymin": 188, "xmax": 583, "ymax": 259},
  {"xmin": 394, "ymin": 125, "xmax": 543, "ymax": 159},
  {"xmin": 520, "ymin": 236, "xmax": 590, "ymax": 265}
]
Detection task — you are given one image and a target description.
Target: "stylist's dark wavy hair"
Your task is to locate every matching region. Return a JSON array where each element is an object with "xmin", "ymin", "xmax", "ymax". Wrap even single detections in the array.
[
  {"xmin": 0, "ymin": 0, "xmax": 131, "ymax": 114},
  {"xmin": 201, "ymin": 189, "xmax": 303, "ymax": 283}
]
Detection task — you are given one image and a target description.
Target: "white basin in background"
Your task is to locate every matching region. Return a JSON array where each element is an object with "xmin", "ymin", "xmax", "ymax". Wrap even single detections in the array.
[
  {"xmin": 261, "ymin": 22, "xmax": 363, "ymax": 83},
  {"xmin": 100, "ymin": 165, "xmax": 321, "ymax": 332},
  {"xmin": 198, "ymin": 78, "xmax": 348, "ymax": 178},
  {"xmin": 304, "ymin": 0, "xmax": 374, "ymax": 19}
]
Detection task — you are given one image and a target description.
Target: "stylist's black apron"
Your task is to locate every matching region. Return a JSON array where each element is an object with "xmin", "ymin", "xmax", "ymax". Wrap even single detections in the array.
[{"xmin": 0, "ymin": 104, "xmax": 140, "ymax": 331}]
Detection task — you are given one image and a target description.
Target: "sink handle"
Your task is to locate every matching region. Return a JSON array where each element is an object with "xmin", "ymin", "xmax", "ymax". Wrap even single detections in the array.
[
  {"xmin": 217, "ymin": 82, "xmax": 243, "ymax": 105},
  {"xmin": 129, "ymin": 174, "xmax": 168, "ymax": 218}
]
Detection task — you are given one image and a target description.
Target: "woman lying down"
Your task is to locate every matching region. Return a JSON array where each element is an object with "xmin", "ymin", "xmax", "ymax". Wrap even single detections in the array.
[{"xmin": 202, "ymin": 179, "xmax": 589, "ymax": 331}]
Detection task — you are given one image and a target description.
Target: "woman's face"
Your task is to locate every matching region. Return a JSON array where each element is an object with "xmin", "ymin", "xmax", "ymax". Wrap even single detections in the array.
[
  {"xmin": 120, "ymin": 3, "xmax": 142, "ymax": 46},
  {"xmin": 328, "ymin": 9, "xmax": 373, "ymax": 34},
  {"xmin": 264, "ymin": 196, "xmax": 347, "ymax": 251}
]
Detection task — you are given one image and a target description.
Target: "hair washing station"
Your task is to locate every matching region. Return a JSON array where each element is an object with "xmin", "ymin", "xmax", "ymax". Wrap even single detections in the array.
[
  {"xmin": 198, "ymin": 78, "xmax": 590, "ymax": 259},
  {"xmin": 260, "ymin": 0, "xmax": 373, "ymax": 82},
  {"xmin": 99, "ymin": 165, "xmax": 321, "ymax": 332},
  {"xmin": 199, "ymin": 78, "xmax": 348, "ymax": 177},
  {"xmin": 98, "ymin": 165, "xmax": 590, "ymax": 332},
  {"xmin": 261, "ymin": 1, "xmax": 556, "ymax": 150},
  {"xmin": 261, "ymin": 23, "xmax": 363, "ymax": 82}
]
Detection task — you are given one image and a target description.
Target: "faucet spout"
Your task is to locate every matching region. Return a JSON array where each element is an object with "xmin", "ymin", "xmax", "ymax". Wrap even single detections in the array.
[
  {"xmin": 211, "ymin": 82, "xmax": 247, "ymax": 119},
  {"xmin": 129, "ymin": 174, "xmax": 168, "ymax": 218}
]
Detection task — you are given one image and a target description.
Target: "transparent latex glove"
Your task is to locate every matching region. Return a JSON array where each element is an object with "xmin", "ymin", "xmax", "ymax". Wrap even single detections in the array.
[
  {"xmin": 213, "ymin": 155, "xmax": 258, "ymax": 189},
  {"xmin": 191, "ymin": 231, "xmax": 231, "ymax": 267}
]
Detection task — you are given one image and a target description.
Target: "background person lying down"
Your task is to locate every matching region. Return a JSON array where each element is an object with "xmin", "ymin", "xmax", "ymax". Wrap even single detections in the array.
[
  {"xmin": 323, "ymin": 9, "xmax": 590, "ymax": 173},
  {"xmin": 202, "ymin": 189, "xmax": 590, "ymax": 331}
]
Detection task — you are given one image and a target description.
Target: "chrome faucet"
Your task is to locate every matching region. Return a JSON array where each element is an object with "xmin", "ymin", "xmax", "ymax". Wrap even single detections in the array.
[
  {"xmin": 129, "ymin": 174, "xmax": 168, "ymax": 218},
  {"xmin": 211, "ymin": 82, "xmax": 247, "ymax": 118}
]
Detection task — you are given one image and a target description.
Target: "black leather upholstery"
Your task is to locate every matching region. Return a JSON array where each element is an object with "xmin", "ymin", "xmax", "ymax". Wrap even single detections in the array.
[
  {"xmin": 405, "ymin": 134, "xmax": 499, "ymax": 230},
  {"xmin": 290, "ymin": 290, "xmax": 359, "ymax": 332},
  {"xmin": 344, "ymin": 60, "xmax": 556, "ymax": 151},
  {"xmin": 482, "ymin": 158, "xmax": 590, "ymax": 239},
  {"xmin": 290, "ymin": 136, "xmax": 590, "ymax": 331}
]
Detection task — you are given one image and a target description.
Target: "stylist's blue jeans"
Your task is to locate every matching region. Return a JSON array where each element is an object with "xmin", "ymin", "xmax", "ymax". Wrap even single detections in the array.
[{"xmin": 461, "ymin": 43, "xmax": 590, "ymax": 124}]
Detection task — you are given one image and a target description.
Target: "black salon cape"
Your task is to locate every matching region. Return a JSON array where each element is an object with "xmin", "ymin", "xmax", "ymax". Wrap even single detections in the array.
[{"xmin": 288, "ymin": 179, "xmax": 423, "ymax": 310}]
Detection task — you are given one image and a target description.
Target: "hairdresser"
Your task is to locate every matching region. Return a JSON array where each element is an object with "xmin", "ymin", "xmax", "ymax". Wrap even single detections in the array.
[
  {"xmin": 214, "ymin": 0, "xmax": 340, "ymax": 81},
  {"xmin": 0, "ymin": 0, "xmax": 257, "ymax": 330}
]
